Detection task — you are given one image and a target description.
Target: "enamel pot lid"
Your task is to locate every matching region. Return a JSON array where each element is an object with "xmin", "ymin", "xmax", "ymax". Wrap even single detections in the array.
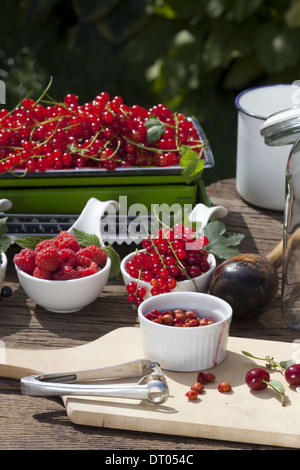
[{"xmin": 260, "ymin": 106, "xmax": 300, "ymax": 146}]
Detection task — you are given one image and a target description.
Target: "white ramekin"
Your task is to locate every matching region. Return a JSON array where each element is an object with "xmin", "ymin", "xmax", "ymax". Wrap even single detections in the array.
[{"xmin": 138, "ymin": 291, "xmax": 232, "ymax": 372}]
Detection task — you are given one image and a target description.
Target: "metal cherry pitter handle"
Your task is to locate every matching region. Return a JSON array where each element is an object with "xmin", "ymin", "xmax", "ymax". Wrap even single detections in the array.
[{"xmin": 20, "ymin": 359, "xmax": 169, "ymax": 405}]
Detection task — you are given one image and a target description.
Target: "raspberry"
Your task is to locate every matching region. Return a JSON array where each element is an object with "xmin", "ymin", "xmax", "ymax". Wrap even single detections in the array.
[
  {"xmin": 56, "ymin": 230, "xmax": 70, "ymax": 239},
  {"xmin": 86, "ymin": 245, "xmax": 107, "ymax": 267},
  {"xmin": 58, "ymin": 248, "xmax": 77, "ymax": 267},
  {"xmin": 76, "ymin": 261, "xmax": 98, "ymax": 277},
  {"xmin": 34, "ymin": 239, "xmax": 54, "ymax": 253},
  {"xmin": 62, "ymin": 265, "xmax": 78, "ymax": 279},
  {"xmin": 52, "ymin": 268, "xmax": 66, "ymax": 280},
  {"xmin": 76, "ymin": 247, "xmax": 94, "ymax": 267},
  {"xmin": 56, "ymin": 233, "xmax": 80, "ymax": 252},
  {"xmin": 13, "ymin": 248, "xmax": 36, "ymax": 275},
  {"xmin": 33, "ymin": 266, "xmax": 53, "ymax": 279},
  {"xmin": 53, "ymin": 265, "xmax": 78, "ymax": 280},
  {"xmin": 35, "ymin": 246, "xmax": 60, "ymax": 272}
]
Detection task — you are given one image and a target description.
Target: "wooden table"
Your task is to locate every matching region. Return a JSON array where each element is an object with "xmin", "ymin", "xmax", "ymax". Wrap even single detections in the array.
[{"xmin": 0, "ymin": 178, "xmax": 298, "ymax": 451}]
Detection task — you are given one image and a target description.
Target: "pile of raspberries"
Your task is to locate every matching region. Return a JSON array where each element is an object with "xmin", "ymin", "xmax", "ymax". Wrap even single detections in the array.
[{"xmin": 13, "ymin": 230, "xmax": 107, "ymax": 280}]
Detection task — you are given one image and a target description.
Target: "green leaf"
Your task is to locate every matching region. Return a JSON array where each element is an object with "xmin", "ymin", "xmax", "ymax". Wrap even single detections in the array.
[
  {"xmin": 179, "ymin": 146, "xmax": 205, "ymax": 184},
  {"xmin": 0, "ymin": 217, "xmax": 7, "ymax": 238},
  {"xmin": 144, "ymin": 116, "xmax": 166, "ymax": 143},
  {"xmin": 73, "ymin": 229, "xmax": 120, "ymax": 278},
  {"xmin": 285, "ymin": 0, "xmax": 300, "ymax": 28},
  {"xmin": 269, "ymin": 379, "xmax": 285, "ymax": 393},
  {"xmin": 73, "ymin": 228, "xmax": 100, "ymax": 247},
  {"xmin": 241, "ymin": 350, "xmax": 256, "ymax": 359},
  {"xmin": 279, "ymin": 359, "xmax": 295, "ymax": 370},
  {"xmin": 204, "ymin": 220, "xmax": 244, "ymax": 259},
  {"xmin": 16, "ymin": 236, "xmax": 52, "ymax": 250},
  {"xmin": 268, "ymin": 379, "xmax": 286, "ymax": 405},
  {"xmin": 255, "ymin": 24, "xmax": 300, "ymax": 74},
  {"xmin": 0, "ymin": 218, "xmax": 11, "ymax": 254},
  {"xmin": 102, "ymin": 245, "xmax": 121, "ymax": 279}
]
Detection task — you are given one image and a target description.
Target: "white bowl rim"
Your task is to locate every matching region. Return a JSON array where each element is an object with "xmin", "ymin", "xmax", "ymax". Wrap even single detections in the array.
[
  {"xmin": 138, "ymin": 291, "xmax": 233, "ymax": 330},
  {"xmin": 1, "ymin": 252, "xmax": 7, "ymax": 266},
  {"xmin": 14, "ymin": 255, "xmax": 111, "ymax": 283},
  {"xmin": 120, "ymin": 248, "xmax": 216, "ymax": 286}
]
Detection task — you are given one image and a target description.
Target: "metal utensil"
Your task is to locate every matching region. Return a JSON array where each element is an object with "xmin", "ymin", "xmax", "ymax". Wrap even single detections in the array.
[{"xmin": 20, "ymin": 359, "xmax": 169, "ymax": 405}]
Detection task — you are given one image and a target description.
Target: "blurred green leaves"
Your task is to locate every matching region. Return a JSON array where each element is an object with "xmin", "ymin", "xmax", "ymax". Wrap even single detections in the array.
[{"xmin": 2, "ymin": 0, "xmax": 300, "ymax": 183}]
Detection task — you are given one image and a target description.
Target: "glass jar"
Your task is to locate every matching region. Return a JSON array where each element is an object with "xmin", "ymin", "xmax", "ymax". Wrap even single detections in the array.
[{"xmin": 261, "ymin": 106, "xmax": 300, "ymax": 330}]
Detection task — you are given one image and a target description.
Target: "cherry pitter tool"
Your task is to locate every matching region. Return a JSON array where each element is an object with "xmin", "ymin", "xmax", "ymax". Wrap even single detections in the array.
[{"xmin": 20, "ymin": 359, "xmax": 169, "ymax": 405}]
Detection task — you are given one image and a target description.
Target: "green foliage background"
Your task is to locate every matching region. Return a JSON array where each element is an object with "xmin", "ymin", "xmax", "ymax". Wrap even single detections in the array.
[{"xmin": 2, "ymin": 0, "xmax": 300, "ymax": 185}]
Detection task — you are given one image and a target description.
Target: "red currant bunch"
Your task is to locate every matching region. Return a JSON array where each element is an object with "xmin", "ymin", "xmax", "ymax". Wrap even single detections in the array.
[
  {"xmin": 125, "ymin": 223, "xmax": 210, "ymax": 305},
  {"xmin": 0, "ymin": 85, "xmax": 207, "ymax": 174}
]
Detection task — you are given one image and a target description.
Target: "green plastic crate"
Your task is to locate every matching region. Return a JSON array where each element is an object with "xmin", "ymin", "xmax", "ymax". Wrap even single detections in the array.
[{"xmin": 0, "ymin": 168, "xmax": 209, "ymax": 214}]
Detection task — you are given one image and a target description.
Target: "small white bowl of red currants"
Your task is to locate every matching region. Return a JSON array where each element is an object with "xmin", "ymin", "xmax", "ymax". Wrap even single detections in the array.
[
  {"xmin": 138, "ymin": 291, "xmax": 233, "ymax": 371},
  {"xmin": 121, "ymin": 223, "xmax": 216, "ymax": 305}
]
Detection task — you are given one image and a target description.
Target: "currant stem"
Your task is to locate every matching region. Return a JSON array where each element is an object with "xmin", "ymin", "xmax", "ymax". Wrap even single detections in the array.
[
  {"xmin": 34, "ymin": 76, "xmax": 54, "ymax": 106},
  {"xmin": 242, "ymin": 351, "xmax": 285, "ymax": 371}
]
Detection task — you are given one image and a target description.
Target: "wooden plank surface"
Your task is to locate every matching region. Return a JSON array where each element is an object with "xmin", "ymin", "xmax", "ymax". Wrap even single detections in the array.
[{"xmin": 0, "ymin": 178, "xmax": 298, "ymax": 450}]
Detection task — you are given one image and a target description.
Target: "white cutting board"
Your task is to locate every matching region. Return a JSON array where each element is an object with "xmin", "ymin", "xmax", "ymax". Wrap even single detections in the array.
[{"xmin": 0, "ymin": 327, "xmax": 299, "ymax": 448}]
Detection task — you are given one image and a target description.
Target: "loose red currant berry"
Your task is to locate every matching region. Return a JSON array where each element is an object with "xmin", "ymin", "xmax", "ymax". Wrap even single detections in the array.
[
  {"xmin": 185, "ymin": 389, "xmax": 199, "ymax": 400},
  {"xmin": 190, "ymin": 382, "xmax": 205, "ymax": 393},
  {"xmin": 284, "ymin": 363, "xmax": 300, "ymax": 386},
  {"xmin": 218, "ymin": 382, "xmax": 232, "ymax": 393},
  {"xmin": 197, "ymin": 372, "xmax": 208, "ymax": 384},
  {"xmin": 205, "ymin": 372, "xmax": 216, "ymax": 382}
]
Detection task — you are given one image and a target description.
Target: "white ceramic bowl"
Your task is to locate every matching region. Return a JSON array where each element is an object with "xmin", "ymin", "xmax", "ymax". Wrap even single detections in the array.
[
  {"xmin": 0, "ymin": 252, "xmax": 7, "ymax": 285},
  {"xmin": 138, "ymin": 291, "xmax": 232, "ymax": 372},
  {"xmin": 121, "ymin": 249, "xmax": 216, "ymax": 300},
  {"xmin": 13, "ymin": 197, "xmax": 120, "ymax": 313},
  {"xmin": 15, "ymin": 256, "xmax": 111, "ymax": 313}
]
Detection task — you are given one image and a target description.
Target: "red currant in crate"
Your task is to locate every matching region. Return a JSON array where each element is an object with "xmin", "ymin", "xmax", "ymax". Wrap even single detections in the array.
[{"xmin": 0, "ymin": 82, "xmax": 208, "ymax": 174}]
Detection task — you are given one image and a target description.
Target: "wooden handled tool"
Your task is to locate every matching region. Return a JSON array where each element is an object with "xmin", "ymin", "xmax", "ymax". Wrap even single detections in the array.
[{"xmin": 209, "ymin": 239, "xmax": 284, "ymax": 319}]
